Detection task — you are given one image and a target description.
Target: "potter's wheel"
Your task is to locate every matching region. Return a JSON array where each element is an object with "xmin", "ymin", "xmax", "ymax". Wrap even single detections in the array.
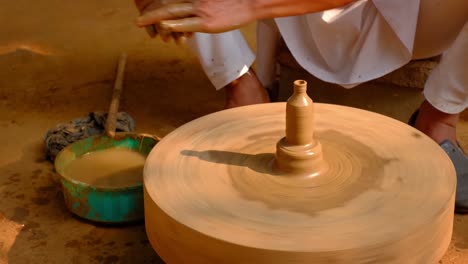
[{"xmin": 144, "ymin": 81, "xmax": 456, "ymax": 263}]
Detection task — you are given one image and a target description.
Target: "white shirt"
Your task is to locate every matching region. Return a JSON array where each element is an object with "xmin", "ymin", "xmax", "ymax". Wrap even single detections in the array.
[{"xmin": 276, "ymin": 0, "xmax": 420, "ymax": 87}]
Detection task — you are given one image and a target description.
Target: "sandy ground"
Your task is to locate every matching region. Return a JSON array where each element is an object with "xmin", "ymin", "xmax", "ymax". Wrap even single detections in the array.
[{"xmin": 0, "ymin": 0, "xmax": 467, "ymax": 263}]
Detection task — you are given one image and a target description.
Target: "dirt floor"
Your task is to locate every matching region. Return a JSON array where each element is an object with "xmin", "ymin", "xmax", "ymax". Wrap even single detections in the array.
[{"xmin": 0, "ymin": 1, "xmax": 467, "ymax": 263}]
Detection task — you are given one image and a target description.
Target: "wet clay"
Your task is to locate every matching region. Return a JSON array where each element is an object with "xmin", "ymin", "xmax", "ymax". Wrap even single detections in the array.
[
  {"xmin": 275, "ymin": 80, "xmax": 326, "ymax": 176},
  {"xmin": 65, "ymin": 148, "xmax": 145, "ymax": 188},
  {"xmin": 143, "ymin": 81, "xmax": 456, "ymax": 263}
]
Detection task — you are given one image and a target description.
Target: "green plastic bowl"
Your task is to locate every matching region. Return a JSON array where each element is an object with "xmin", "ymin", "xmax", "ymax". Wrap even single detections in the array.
[{"xmin": 55, "ymin": 132, "xmax": 159, "ymax": 223}]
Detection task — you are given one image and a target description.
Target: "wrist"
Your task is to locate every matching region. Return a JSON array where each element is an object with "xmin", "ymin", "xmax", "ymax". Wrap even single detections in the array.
[{"xmin": 250, "ymin": 0, "xmax": 268, "ymax": 20}]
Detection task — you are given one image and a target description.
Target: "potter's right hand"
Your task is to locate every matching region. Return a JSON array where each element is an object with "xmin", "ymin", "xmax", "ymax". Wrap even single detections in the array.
[
  {"xmin": 134, "ymin": 0, "xmax": 189, "ymax": 44},
  {"xmin": 135, "ymin": 0, "xmax": 257, "ymax": 33}
]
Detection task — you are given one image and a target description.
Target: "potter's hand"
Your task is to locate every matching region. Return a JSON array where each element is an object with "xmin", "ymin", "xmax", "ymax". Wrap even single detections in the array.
[
  {"xmin": 135, "ymin": 0, "xmax": 358, "ymax": 33},
  {"xmin": 134, "ymin": 0, "xmax": 190, "ymax": 43},
  {"xmin": 135, "ymin": 0, "xmax": 257, "ymax": 33}
]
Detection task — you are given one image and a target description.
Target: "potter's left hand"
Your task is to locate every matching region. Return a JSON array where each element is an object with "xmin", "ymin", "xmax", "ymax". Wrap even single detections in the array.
[
  {"xmin": 135, "ymin": 0, "xmax": 258, "ymax": 33},
  {"xmin": 134, "ymin": 0, "xmax": 190, "ymax": 43}
]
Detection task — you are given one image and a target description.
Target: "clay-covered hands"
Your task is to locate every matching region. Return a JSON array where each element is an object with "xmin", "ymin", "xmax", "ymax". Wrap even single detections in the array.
[
  {"xmin": 135, "ymin": 0, "xmax": 258, "ymax": 33},
  {"xmin": 134, "ymin": 0, "xmax": 191, "ymax": 43},
  {"xmin": 135, "ymin": 0, "xmax": 356, "ymax": 33}
]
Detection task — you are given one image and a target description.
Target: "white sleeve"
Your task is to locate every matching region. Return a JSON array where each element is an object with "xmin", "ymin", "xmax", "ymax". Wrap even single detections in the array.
[
  {"xmin": 274, "ymin": 0, "xmax": 419, "ymax": 87},
  {"xmin": 424, "ymin": 21, "xmax": 468, "ymax": 114},
  {"xmin": 256, "ymin": 19, "xmax": 281, "ymax": 88},
  {"xmin": 187, "ymin": 31, "xmax": 255, "ymax": 90}
]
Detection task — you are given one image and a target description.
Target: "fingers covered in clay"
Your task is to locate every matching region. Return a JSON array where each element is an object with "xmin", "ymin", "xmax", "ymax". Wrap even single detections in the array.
[
  {"xmin": 145, "ymin": 25, "xmax": 158, "ymax": 38},
  {"xmin": 157, "ymin": 24, "xmax": 173, "ymax": 42},
  {"xmin": 143, "ymin": 24, "xmax": 191, "ymax": 44},
  {"xmin": 160, "ymin": 17, "xmax": 204, "ymax": 32},
  {"xmin": 135, "ymin": 0, "xmax": 194, "ymax": 42},
  {"xmin": 144, "ymin": 25, "xmax": 192, "ymax": 44},
  {"xmin": 171, "ymin": 32, "xmax": 186, "ymax": 44},
  {"xmin": 136, "ymin": 3, "xmax": 195, "ymax": 27},
  {"xmin": 137, "ymin": 0, "xmax": 258, "ymax": 33}
]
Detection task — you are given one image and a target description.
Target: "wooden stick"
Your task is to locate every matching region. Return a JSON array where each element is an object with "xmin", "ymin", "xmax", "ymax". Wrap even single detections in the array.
[{"xmin": 105, "ymin": 53, "xmax": 127, "ymax": 138}]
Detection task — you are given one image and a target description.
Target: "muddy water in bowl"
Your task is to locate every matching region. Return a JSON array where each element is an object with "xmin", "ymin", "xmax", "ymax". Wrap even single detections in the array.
[
  {"xmin": 64, "ymin": 148, "xmax": 146, "ymax": 188},
  {"xmin": 55, "ymin": 133, "xmax": 159, "ymax": 223}
]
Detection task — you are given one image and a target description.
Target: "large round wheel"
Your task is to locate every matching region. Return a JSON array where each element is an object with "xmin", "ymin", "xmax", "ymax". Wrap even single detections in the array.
[{"xmin": 144, "ymin": 93, "xmax": 455, "ymax": 263}]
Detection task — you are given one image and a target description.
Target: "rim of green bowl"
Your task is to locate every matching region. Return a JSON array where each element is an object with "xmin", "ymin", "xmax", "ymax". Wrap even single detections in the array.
[{"xmin": 54, "ymin": 132, "xmax": 159, "ymax": 191}]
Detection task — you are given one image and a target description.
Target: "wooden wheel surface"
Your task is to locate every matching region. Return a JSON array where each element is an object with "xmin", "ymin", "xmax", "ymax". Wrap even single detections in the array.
[{"xmin": 144, "ymin": 83, "xmax": 456, "ymax": 263}]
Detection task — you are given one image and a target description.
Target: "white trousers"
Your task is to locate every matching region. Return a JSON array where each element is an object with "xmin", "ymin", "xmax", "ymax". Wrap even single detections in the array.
[{"xmin": 187, "ymin": 0, "xmax": 467, "ymax": 114}]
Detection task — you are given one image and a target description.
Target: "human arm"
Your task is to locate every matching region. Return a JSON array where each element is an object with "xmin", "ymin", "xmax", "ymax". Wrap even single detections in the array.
[
  {"xmin": 135, "ymin": 0, "xmax": 356, "ymax": 33},
  {"xmin": 253, "ymin": 0, "xmax": 356, "ymax": 19}
]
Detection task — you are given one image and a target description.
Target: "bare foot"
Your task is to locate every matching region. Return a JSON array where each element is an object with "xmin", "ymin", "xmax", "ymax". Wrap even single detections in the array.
[
  {"xmin": 224, "ymin": 68, "xmax": 270, "ymax": 109},
  {"xmin": 414, "ymin": 100, "xmax": 459, "ymax": 144}
]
